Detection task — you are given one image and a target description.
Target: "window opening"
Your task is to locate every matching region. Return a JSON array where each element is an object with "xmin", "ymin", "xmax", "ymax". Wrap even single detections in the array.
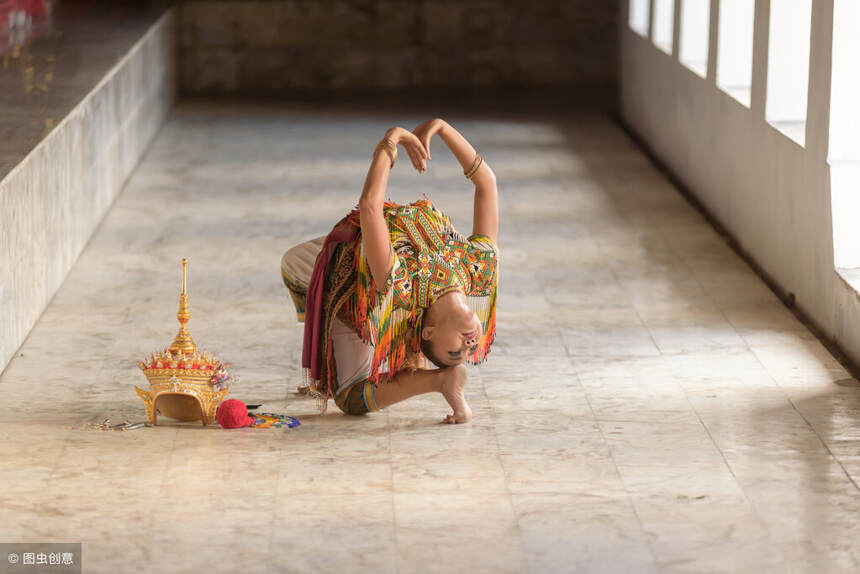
[
  {"xmin": 828, "ymin": 0, "xmax": 860, "ymax": 269},
  {"xmin": 680, "ymin": 0, "xmax": 711, "ymax": 77},
  {"xmin": 766, "ymin": 0, "xmax": 812, "ymax": 145},
  {"xmin": 716, "ymin": 0, "xmax": 755, "ymax": 106},
  {"xmin": 629, "ymin": 0, "xmax": 650, "ymax": 38},
  {"xmin": 653, "ymin": 0, "xmax": 675, "ymax": 54}
]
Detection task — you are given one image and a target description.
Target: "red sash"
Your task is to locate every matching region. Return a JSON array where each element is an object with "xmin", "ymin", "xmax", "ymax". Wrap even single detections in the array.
[{"xmin": 301, "ymin": 227, "xmax": 358, "ymax": 382}]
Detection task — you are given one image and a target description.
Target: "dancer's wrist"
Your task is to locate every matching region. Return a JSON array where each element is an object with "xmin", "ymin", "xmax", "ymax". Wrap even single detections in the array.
[
  {"xmin": 381, "ymin": 126, "xmax": 429, "ymax": 173},
  {"xmin": 374, "ymin": 137, "xmax": 397, "ymax": 168},
  {"xmin": 436, "ymin": 119, "xmax": 451, "ymax": 137}
]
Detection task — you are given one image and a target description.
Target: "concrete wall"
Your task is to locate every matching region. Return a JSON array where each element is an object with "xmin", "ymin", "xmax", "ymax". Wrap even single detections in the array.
[
  {"xmin": 0, "ymin": 11, "xmax": 177, "ymax": 373},
  {"xmin": 178, "ymin": 0, "xmax": 619, "ymax": 94},
  {"xmin": 619, "ymin": 0, "xmax": 860, "ymax": 366}
]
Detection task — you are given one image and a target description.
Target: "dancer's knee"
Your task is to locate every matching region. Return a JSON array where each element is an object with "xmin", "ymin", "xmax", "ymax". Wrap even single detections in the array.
[{"xmin": 334, "ymin": 379, "xmax": 379, "ymax": 415}]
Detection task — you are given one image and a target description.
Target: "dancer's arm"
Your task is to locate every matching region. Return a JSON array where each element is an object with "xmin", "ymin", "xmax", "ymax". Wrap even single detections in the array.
[
  {"xmin": 413, "ymin": 119, "xmax": 498, "ymax": 242},
  {"xmin": 359, "ymin": 127, "xmax": 428, "ymax": 286}
]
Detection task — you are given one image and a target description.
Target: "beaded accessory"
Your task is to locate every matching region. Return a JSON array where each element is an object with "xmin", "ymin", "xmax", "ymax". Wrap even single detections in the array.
[{"xmin": 251, "ymin": 413, "xmax": 301, "ymax": 429}]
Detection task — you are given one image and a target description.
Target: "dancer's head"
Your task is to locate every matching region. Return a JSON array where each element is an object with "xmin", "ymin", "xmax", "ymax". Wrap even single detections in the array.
[{"xmin": 420, "ymin": 291, "xmax": 483, "ymax": 368}]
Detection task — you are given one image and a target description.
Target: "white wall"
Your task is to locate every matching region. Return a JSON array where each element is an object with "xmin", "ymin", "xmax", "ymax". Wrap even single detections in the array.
[{"xmin": 619, "ymin": 0, "xmax": 860, "ymax": 367}]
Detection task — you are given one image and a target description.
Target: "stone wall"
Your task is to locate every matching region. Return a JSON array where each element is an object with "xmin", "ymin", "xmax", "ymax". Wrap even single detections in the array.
[
  {"xmin": 178, "ymin": 0, "xmax": 618, "ymax": 94},
  {"xmin": 0, "ymin": 11, "xmax": 176, "ymax": 373}
]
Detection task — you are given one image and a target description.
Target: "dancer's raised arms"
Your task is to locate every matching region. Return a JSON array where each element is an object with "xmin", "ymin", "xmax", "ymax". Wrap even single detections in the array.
[
  {"xmin": 412, "ymin": 118, "xmax": 498, "ymax": 242},
  {"xmin": 358, "ymin": 126, "xmax": 428, "ymax": 288}
]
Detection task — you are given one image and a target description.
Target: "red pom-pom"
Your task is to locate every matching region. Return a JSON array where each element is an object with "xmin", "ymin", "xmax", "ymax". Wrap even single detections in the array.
[{"xmin": 215, "ymin": 399, "xmax": 255, "ymax": 429}]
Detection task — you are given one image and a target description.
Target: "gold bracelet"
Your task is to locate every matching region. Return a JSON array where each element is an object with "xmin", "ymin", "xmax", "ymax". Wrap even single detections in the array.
[
  {"xmin": 374, "ymin": 137, "xmax": 397, "ymax": 168},
  {"xmin": 374, "ymin": 139, "xmax": 396, "ymax": 168},
  {"xmin": 464, "ymin": 153, "xmax": 480, "ymax": 176},
  {"xmin": 465, "ymin": 153, "xmax": 483, "ymax": 179}
]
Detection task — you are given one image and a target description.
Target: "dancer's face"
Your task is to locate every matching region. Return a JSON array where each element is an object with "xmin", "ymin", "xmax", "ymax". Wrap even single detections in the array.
[{"xmin": 422, "ymin": 307, "xmax": 483, "ymax": 367}]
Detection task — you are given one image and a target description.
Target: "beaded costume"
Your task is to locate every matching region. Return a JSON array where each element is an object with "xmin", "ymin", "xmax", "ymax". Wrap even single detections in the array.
[{"xmin": 284, "ymin": 197, "xmax": 499, "ymax": 413}]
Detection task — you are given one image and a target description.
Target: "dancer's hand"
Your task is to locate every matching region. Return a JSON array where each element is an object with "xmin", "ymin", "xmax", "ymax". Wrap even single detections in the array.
[
  {"xmin": 384, "ymin": 126, "xmax": 429, "ymax": 173},
  {"xmin": 412, "ymin": 118, "xmax": 447, "ymax": 162}
]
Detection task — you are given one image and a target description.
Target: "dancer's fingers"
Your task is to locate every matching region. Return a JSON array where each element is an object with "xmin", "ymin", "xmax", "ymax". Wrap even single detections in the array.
[
  {"xmin": 411, "ymin": 128, "xmax": 431, "ymax": 158},
  {"xmin": 412, "ymin": 144, "xmax": 427, "ymax": 171},
  {"xmin": 396, "ymin": 139, "xmax": 415, "ymax": 166},
  {"xmin": 405, "ymin": 143, "xmax": 426, "ymax": 172},
  {"xmin": 404, "ymin": 131, "xmax": 428, "ymax": 159},
  {"xmin": 404, "ymin": 144, "xmax": 420, "ymax": 171},
  {"xmin": 414, "ymin": 141, "xmax": 429, "ymax": 167}
]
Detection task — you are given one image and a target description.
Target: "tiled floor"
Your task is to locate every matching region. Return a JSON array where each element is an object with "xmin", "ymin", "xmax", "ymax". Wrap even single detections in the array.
[{"xmin": 2, "ymin": 101, "xmax": 860, "ymax": 573}]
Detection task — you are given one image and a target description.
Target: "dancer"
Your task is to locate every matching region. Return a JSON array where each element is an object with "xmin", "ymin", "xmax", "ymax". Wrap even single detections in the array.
[{"xmin": 281, "ymin": 118, "xmax": 498, "ymax": 424}]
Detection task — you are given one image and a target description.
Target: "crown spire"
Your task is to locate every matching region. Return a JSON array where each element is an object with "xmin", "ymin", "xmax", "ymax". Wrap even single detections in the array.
[{"xmin": 169, "ymin": 258, "xmax": 197, "ymax": 356}]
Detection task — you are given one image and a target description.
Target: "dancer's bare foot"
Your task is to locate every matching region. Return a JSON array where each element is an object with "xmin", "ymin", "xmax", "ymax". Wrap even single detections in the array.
[
  {"xmin": 296, "ymin": 384, "xmax": 311, "ymax": 395},
  {"xmin": 440, "ymin": 364, "xmax": 471, "ymax": 424}
]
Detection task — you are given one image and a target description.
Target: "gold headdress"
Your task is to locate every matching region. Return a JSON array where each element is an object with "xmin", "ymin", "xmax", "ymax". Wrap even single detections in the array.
[{"xmin": 134, "ymin": 259, "xmax": 230, "ymax": 426}]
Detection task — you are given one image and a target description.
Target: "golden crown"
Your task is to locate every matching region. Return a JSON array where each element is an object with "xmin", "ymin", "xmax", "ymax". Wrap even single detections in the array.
[{"xmin": 134, "ymin": 259, "xmax": 231, "ymax": 426}]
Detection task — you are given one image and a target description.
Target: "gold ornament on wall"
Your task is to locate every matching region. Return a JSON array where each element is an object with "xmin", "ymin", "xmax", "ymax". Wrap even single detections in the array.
[{"xmin": 134, "ymin": 259, "xmax": 231, "ymax": 426}]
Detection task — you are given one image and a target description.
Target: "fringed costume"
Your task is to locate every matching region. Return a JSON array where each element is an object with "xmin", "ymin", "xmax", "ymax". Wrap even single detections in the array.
[{"xmin": 281, "ymin": 197, "xmax": 499, "ymax": 414}]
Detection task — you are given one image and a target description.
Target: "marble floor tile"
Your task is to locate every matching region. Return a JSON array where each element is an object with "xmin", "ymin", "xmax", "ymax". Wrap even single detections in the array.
[
  {"xmin": 662, "ymin": 347, "xmax": 774, "ymax": 382},
  {"xmin": 512, "ymin": 492, "xmax": 659, "ymax": 574},
  {"xmin": 269, "ymin": 492, "xmax": 398, "ymax": 573},
  {"xmin": 600, "ymin": 420, "xmax": 726, "ymax": 467},
  {"xmin": 769, "ymin": 539, "xmax": 860, "ymax": 574},
  {"xmin": 561, "ymin": 325, "xmax": 662, "ymax": 358},
  {"xmin": 583, "ymin": 379, "xmax": 699, "ymax": 424},
  {"xmin": 394, "ymin": 491, "xmax": 527, "ymax": 574},
  {"xmin": 655, "ymin": 539, "xmax": 788, "ymax": 574},
  {"xmin": 391, "ymin": 449, "xmax": 508, "ymax": 493},
  {"xmin": 573, "ymin": 355, "xmax": 676, "ymax": 383}
]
